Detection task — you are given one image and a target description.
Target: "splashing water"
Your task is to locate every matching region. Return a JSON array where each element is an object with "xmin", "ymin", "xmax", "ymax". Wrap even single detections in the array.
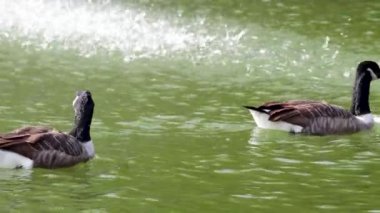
[
  {"xmin": 0, "ymin": 0, "xmax": 349, "ymax": 80},
  {"xmin": 0, "ymin": 0, "xmax": 247, "ymax": 62}
]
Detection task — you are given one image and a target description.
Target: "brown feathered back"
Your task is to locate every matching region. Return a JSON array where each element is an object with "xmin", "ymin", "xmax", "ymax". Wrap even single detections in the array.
[
  {"xmin": 0, "ymin": 126, "xmax": 89, "ymax": 168},
  {"xmin": 258, "ymin": 101, "xmax": 355, "ymax": 127}
]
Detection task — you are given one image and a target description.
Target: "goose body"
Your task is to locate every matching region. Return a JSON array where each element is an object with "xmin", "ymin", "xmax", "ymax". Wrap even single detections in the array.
[
  {"xmin": 245, "ymin": 61, "xmax": 380, "ymax": 135},
  {"xmin": 0, "ymin": 91, "xmax": 95, "ymax": 169}
]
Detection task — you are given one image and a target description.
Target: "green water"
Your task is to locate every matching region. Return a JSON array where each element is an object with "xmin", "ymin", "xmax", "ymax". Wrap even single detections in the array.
[{"xmin": 1, "ymin": 0, "xmax": 380, "ymax": 212}]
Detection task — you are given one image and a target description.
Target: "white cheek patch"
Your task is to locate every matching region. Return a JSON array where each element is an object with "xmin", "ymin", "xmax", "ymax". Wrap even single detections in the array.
[
  {"xmin": 72, "ymin": 96, "xmax": 79, "ymax": 107},
  {"xmin": 367, "ymin": 68, "xmax": 378, "ymax": 80}
]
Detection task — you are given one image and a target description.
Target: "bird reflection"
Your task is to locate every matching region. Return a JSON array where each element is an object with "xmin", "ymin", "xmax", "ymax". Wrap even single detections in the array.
[
  {"xmin": 0, "ymin": 168, "xmax": 33, "ymax": 180},
  {"xmin": 247, "ymin": 127, "xmax": 266, "ymax": 146}
]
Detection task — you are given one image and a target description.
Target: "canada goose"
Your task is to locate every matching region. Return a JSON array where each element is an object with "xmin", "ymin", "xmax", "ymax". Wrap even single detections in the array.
[
  {"xmin": 0, "ymin": 90, "xmax": 95, "ymax": 169},
  {"xmin": 244, "ymin": 61, "xmax": 380, "ymax": 135}
]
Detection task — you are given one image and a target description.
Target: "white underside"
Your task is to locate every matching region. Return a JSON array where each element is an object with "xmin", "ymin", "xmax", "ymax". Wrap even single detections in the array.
[
  {"xmin": 249, "ymin": 109, "xmax": 375, "ymax": 133},
  {"xmin": 0, "ymin": 149, "xmax": 33, "ymax": 169},
  {"xmin": 0, "ymin": 140, "xmax": 95, "ymax": 170},
  {"xmin": 355, "ymin": 113, "xmax": 374, "ymax": 126},
  {"xmin": 248, "ymin": 109, "xmax": 303, "ymax": 133},
  {"xmin": 82, "ymin": 140, "xmax": 95, "ymax": 158}
]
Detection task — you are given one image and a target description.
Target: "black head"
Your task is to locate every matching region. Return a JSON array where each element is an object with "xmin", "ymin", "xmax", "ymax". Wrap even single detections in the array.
[
  {"xmin": 357, "ymin": 61, "xmax": 380, "ymax": 80},
  {"xmin": 71, "ymin": 90, "xmax": 95, "ymax": 142},
  {"xmin": 73, "ymin": 90, "xmax": 95, "ymax": 115},
  {"xmin": 73, "ymin": 91, "xmax": 95, "ymax": 126}
]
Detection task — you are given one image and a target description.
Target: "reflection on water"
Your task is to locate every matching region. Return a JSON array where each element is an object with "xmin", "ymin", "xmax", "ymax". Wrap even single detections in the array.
[
  {"xmin": 0, "ymin": 169, "xmax": 32, "ymax": 180},
  {"xmin": 247, "ymin": 127, "xmax": 265, "ymax": 146},
  {"xmin": 244, "ymin": 127, "xmax": 380, "ymax": 212}
]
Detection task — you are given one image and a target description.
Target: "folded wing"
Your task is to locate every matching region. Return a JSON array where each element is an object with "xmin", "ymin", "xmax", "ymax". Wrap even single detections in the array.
[
  {"xmin": 0, "ymin": 126, "xmax": 87, "ymax": 168},
  {"xmin": 257, "ymin": 100, "xmax": 354, "ymax": 127}
]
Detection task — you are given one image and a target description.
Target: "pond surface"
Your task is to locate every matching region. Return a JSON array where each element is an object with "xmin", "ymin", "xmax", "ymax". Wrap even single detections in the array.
[{"xmin": 0, "ymin": 0, "xmax": 380, "ymax": 212}]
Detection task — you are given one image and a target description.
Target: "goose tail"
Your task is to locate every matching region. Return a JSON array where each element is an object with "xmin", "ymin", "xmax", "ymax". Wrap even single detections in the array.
[{"xmin": 243, "ymin": 106, "xmax": 268, "ymax": 114}]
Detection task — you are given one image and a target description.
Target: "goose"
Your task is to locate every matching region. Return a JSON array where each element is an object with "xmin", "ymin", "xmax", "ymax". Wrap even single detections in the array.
[
  {"xmin": 0, "ymin": 90, "xmax": 95, "ymax": 169},
  {"xmin": 244, "ymin": 61, "xmax": 380, "ymax": 135}
]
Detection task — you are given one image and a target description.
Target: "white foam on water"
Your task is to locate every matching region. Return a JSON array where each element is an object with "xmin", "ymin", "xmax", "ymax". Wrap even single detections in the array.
[{"xmin": 0, "ymin": 0, "xmax": 246, "ymax": 62}]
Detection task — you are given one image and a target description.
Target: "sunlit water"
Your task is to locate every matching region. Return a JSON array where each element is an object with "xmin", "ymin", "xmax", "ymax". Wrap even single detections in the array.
[{"xmin": 1, "ymin": 0, "xmax": 380, "ymax": 212}]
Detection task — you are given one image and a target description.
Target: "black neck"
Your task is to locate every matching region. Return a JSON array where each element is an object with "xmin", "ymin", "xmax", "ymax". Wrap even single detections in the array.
[
  {"xmin": 69, "ymin": 111, "xmax": 92, "ymax": 142},
  {"xmin": 350, "ymin": 71, "xmax": 372, "ymax": 115}
]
